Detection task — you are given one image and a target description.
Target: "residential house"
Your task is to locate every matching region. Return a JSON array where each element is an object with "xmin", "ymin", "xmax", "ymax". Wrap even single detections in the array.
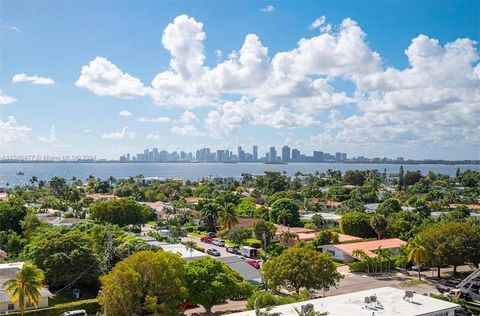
[
  {"xmin": 0, "ymin": 262, "xmax": 53, "ymax": 314},
  {"xmin": 319, "ymin": 238, "xmax": 406, "ymax": 263},
  {"xmin": 85, "ymin": 193, "xmax": 117, "ymax": 201},
  {"xmin": 229, "ymin": 286, "xmax": 459, "ymax": 316}
]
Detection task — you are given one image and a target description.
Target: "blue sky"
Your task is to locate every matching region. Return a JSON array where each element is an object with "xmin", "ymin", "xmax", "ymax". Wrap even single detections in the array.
[{"xmin": 1, "ymin": 0, "xmax": 479, "ymax": 160}]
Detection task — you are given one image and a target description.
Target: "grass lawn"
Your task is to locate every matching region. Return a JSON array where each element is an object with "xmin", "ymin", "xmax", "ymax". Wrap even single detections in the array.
[
  {"xmin": 188, "ymin": 231, "xmax": 205, "ymax": 238},
  {"xmin": 146, "ymin": 221, "xmax": 157, "ymax": 225},
  {"xmin": 398, "ymin": 279, "xmax": 426, "ymax": 287}
]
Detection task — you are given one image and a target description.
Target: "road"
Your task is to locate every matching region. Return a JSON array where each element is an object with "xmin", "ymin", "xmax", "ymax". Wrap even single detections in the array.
[{"xmin": 181, "ymin": 235, "xmax": 236, "ymax": 258}]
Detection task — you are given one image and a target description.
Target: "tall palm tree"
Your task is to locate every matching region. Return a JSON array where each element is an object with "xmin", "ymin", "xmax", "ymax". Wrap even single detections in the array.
[
  {"xmin": 407, "ymin": 236, "xmax": 430, "ymax": 280},
  {"xmin": 294, "ymin": 306, "xmax": 327, "ymax": 316},
  {"xmin": 184, "ymin": 241, "xmax": 196, "ymax": 258},
  {"xmin": 219, "ymin": 204, "xmax": 239, "ymax": 230},
  {"xmin": 2, "ymin": 263, "xmax": 45, "ymax": 315},
  {"xmin": 29, "ymin": 176, "xmax": 38, "ymax": 187}
]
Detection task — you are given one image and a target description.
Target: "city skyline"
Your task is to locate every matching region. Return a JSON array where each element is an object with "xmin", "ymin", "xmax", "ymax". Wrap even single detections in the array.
[
  {"xmin": 1, "ymin": 1, "xmax": 479, "ymax": 160},
  {"xmin": 119, "ymin": 145, "xmax": 348, "ymax": 163}
]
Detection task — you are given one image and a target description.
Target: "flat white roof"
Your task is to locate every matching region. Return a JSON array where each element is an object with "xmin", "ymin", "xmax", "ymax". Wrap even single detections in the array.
[
  {"xmin": 228, "ymin": 287, "xmax": 460, "ymax": 316},
  {"xmin": 160, "ymin": 243, "xmax": 207, "ymax": 259}
]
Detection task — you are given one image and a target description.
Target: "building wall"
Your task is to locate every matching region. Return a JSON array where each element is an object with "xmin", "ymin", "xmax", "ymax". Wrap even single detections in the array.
[{"xmin": 0, "ymin": 297, "xmax": 49, "ymax": 313}]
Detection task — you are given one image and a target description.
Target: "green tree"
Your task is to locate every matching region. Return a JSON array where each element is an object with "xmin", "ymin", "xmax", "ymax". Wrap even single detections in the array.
[
  {"xmin": 253, "ymin": 220, "xmax": 277, "ymax": 250},
  {"xmin": 398, "ymin": 165, "xmax": 405, "ymax": 191},
  {"xmin": 184, "ymin": 257, "xmax": 253, "ymax": 314},
  {"xmin": 183, "ymin": 241, "xmax": 196, "ymax": 258},
  {"xmin": 99, "ymin": 251, "xmax": 186, "ymax": 316},
  {"xmin": 376, "ymin": 198, "xmax": 402, "ymax": 217},
  {"xmin": 343, "ymin": 170, "xmax": 366, "ymax": 186},
  {"xmin": 24, "ymin": 229, "xmax": 100, "ymax": 288},
  {"xmin": 340, "ymin": 212, "xmax": 376, "ymax": 238},
  {"xmin": 227, "ymin": 227, "xmax": 251, "ymax": 246},
  {"xmin": 3, "ymin": 262, "xmax": 45, "ymax": 315},
  {"xmin": 270, "ymin": 198, "xmax": 300, "ymax": 227},
  {"xmin": 197, "ymin": 200, "xmax": 221, "ymax": 232},
  {"xmin": 219, "ymin": 204, "xmax": 239, "ymax": 230},
  {"xmin": 311, "ymin": 214, "xmax": 327, "ymax": 231},
  {"xmin": 262, "ymin": 245, "xmax": 342, "ymax": 293},
  {"xmin": 370, "ymin": 214, "xmax": 388, "ymax": 240},
  {"xmin": 407, "ymin": 236, "xmax": 430, "ymax": 280},
  {"xmin": 254, "ymin": 172, "xmax": 289, "ymax": 195},
  {"xmin": 90, "ymin": 198, "xmax": 153, "ymax": 227},
  {"xmin": 0, "ymin": 201, "xmax": 28, "ymax": 234},
  {"xmin": 404, "ymin": 171, "xmax": 423, "ymax": 186},
  {"xmin": 312, "ymin": 230, "xmax": 339, "ymax": 247}
]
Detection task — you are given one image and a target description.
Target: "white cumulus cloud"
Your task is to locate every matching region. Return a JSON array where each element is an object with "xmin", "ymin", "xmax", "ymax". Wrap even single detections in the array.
[
  {"xmin": 76, "ymin": 57, "xmax": 147, "ymax": 98},
  {"xmin": 260, "ymin": 5, "xmax": 274, "ymax": 13},
  {"xmin": 137, "ymin": 117, "xmax": 170, "ymax": 123},
  {"xmin": 118, "ymin": 110, "xmax": 133, "ymax": 117},
  {"xmin": 12, "ymin": 73, "xmax": 55, "ymax": 85},
  {"xmin": 101, "ymin": 126, "xmax": 136, "ymax": 140},
  {"xmin": 0, "ymin": 90, "xmax": 17, "ymax": 105},
  {"xmin": 0, "ymin": 116, "xmax": 30, "ymax": 143}
]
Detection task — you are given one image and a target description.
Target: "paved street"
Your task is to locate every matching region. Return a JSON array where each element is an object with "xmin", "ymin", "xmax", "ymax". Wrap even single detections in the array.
[{"xmin": 182, "ymin": 235, "xmax": 236, "ymax": 257}]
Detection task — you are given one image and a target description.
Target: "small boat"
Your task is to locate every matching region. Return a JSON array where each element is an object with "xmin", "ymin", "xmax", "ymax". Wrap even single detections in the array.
[{"xmin": 17, "ymin": 172, "xmax": 25, "ymax": 175}]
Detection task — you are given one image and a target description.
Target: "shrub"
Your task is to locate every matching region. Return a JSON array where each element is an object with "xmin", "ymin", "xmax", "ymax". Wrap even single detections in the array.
[
  {"xmin": 245, "ymin": 239, "xmax": 262, "ymax": 248},
  {"xmin": 348, "ymin": 258, "xmax": 396, "ymax": 272},
  {"xmin": 6, "ymin": 299, "xmax": 99, "ymax": 316}
]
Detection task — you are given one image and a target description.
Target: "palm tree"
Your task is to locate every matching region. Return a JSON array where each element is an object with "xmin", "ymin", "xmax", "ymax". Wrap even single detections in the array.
[
  {"xmin": 254, "ymin": 298, "xmax": 281, "ymax": 316},
  {"xmin": 407, "ymin": 236, "xmax": 430, "ymax": 280},
  {"xmin": 279, "ymin": 231, "xmax": 298, "ymax": 247},
  {"xmin": 352, "ymin": 249, "xmax": 370, "ymax": 273},
  {"xmin": 184, "ymin": 241, "xmax": 196, "ymax": 258},
  {"xmin": 278, "ymin": 209, "xmax": 292, "ymax": 227},
  {"xmin": 2, "ymin": 263, "xmax": 45, "ymax": 315},
  {"xmin": 294, "ymin": 306, "xmax": 327, "ymax": 316},
  {"xmin": 219, "ymin": 204, "xmax": 239, "ymax": 230},
  {"xmin": 29, "ymin": 176, "xmax": 38, "ymax": 187},
  {"xmin": 370, "ymin": 214, "xmax": 388, "ymax": 240}
]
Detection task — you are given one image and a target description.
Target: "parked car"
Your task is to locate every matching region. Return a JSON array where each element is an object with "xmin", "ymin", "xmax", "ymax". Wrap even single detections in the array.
[
  {"xmin": 213, "ymin": 239, "xmax": 225, "ymax": 247},
  {"xmin": 200, "ymin": 236, "xmax": 213, "ymax": 243},
  {"xmin": 411, "ymin": 265, "xmax": 430, "ymax": 271},
  {"xmin": 226, "ymin": 245, "xmax": 240, "ymax": 254},
  {"xmin": 206, "ymin": 231, "xmax": 216, "ymax": 238},
  {"xmin": 206, "ymin": 248, "xmax": 221, "ymax": 256},
  {"xmin": 59, "ymin": 310, "xmax": 88, "ymax": 316},
  {"xmin": 246, "ymin": 258, "xmax": 261, "ymax": 269}
]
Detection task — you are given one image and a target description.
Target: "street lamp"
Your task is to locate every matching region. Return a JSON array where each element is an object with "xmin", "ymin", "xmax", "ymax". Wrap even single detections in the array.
[{"xmin": 98, "ymin": 290, "xmax": 107, "ymax": 316}]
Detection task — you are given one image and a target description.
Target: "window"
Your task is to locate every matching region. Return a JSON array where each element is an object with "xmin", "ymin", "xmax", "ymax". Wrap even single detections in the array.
[
  {"xmin": 434, "ymin": 312, "xmax": 450, "ymax": 316},
  {"xmin": 8, "ymin": 304, "xmax": 15, "ymax": 311},
  {"xmin": 327, "ymin": 250, "xmax": 335, "ymax": 256}
]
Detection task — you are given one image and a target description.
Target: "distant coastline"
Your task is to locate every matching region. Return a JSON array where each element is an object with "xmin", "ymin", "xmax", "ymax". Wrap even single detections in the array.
[{"xmin": 0, "ymin": 160, "xmax": 479, "ymax": 165}]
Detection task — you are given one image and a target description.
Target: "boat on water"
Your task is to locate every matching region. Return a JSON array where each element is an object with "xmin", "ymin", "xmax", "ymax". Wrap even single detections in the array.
[
  {"xmin": 17, "ymin": 172, "xmax": 25, "ymax": 175},
  {"xmin": 263, "ymin": 161, "xmax": 288, "ymax": 165}
]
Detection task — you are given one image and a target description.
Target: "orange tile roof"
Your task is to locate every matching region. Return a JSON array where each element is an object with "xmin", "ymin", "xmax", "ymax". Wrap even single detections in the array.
[
  {"xmin": 275, "ymin": 224, "xmax": 315, "ymax": 236},
  {"xmin": 333, "ymin": 238, "xmax": 406, "ymax": 258},
  {"xmin": 324, "ymin": 201, "xmax": 342, "ymax": 207},
  {"xmin": 337, "ymin": 233, "xmax": 362, "ymax": 243},
  {"xmin": 448, "ymin": 204, "xmax": 480, "ymax": 210},
  {"xmin": 185, "ymin": 197, "xmax": 200, "ymax": 204}
]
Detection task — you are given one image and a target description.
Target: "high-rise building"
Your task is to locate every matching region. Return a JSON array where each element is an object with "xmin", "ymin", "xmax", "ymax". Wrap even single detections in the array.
[
  {"xmin": 153, "ymin": 148, "xmax": 159, "ymax": 161},
  {"xmin": 313, "ymin": 151, "xmax": 324, "ymax": 162},
  {"xmin": 335, "ymin": 152, "xmax": 342, "ymax": 162},
  {"xmin": 269, "ymin": 146, "xmax": 277, "ymax": 161},
  {"xmin": 238, "ymin": 146, "xmax": 245, "ymax": 162},
  {"xmin": 341, "ymin": 153, "xmax": 347, "ymax": 161},
  {"xmin": 282, "ymin": 146, "xmax": 291, "ymax": 162},
  {"xmin": 253, "ymin": 145, "xmax": 258, "ymax": 161},
  {"xmin": 292, "ymin": 149, "xmax": 300, "ymax": 161}
]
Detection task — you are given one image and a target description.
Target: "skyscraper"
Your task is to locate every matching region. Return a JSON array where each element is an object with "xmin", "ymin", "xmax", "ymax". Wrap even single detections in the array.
[
  {"xmin": 282, "ymin": 145, "xmax": 291, "ymax": 162},
  {"xmin": 269, "ymin": 146, "xmax": 277, "ymax": 161},
  {"xmin": 253, "ymin": 145, "xmax": 258, "ymax": 161},
  {"xmin": 292, "ymin": 149, "xmax": 300, "ymax": 161}
]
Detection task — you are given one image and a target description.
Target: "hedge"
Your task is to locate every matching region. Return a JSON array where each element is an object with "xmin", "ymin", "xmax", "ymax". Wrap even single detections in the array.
[
  {"xmin": 3, "ymin": 299, "xmax": 100, "ymax": 316},
  {"xmin": 348, "ymin": 258, "xmax": 396, "ymax": 273}
]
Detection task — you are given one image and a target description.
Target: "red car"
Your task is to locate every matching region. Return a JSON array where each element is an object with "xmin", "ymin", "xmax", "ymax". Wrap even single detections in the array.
[
  {"xmin": 200, "ymin": 236, "xmax": 213, "ymax": 243},
  {"xmin": 246, "ymin": 259, "xmax": 261, "ymax": 269},
  {"xmin": 178, "ymin": 301, "xmax": 198, "ymax": 309}
]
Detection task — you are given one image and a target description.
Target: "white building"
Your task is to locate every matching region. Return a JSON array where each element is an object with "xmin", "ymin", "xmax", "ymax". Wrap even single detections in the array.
[
  {"xmin": 0, "ymin": 262, "xmax": 53, "ymax": 313},
  {"xmin": 229, "ymin": 287, "xmax": 460, "ymax": 316}
]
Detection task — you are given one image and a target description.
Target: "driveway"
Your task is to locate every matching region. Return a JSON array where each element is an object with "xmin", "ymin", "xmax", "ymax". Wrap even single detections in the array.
[{"xmin": 182, "ymin": 235, "xmax": 236, "ymax": 257}]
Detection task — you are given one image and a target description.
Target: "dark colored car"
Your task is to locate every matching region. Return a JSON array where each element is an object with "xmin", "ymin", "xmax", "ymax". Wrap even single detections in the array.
[
  {"xmin": 206, "ymin": 231, "xmax": 216, "ymax": 238},
  {"xmin": 206, "ymin": 248, "xmax": 221, "ymax": 256}
]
